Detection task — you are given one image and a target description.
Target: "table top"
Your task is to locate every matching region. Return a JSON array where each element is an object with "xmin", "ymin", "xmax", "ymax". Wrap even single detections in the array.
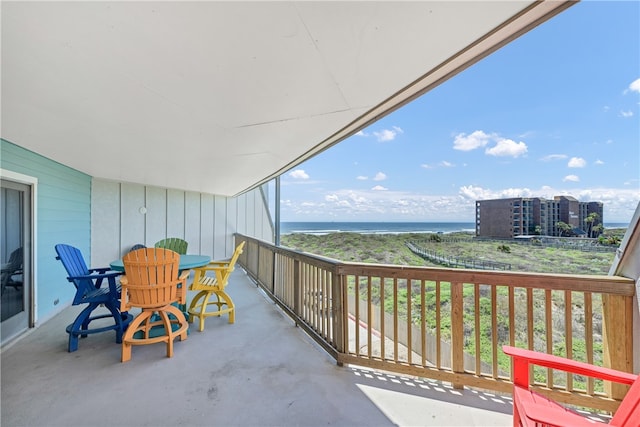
[{"xmin": 109, "ymin": 254, "xmax": 211, "ymax": 272}]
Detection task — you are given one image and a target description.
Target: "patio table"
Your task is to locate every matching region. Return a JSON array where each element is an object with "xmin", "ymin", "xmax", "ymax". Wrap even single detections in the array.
[{"xmin": 109, "ymin": 254, "xmax": 211, "ymax": 273}]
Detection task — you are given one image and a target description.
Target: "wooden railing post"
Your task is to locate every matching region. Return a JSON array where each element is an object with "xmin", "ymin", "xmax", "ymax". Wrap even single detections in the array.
[
  {"xmin": 602, "ymin": 294, "xmax": 634, "ymax": 400},
  {"xmin": 332, "ymin": 270, "xmax": 345, "ymax": 359},
  {"xmin": 293, "ymin": 258, "xmax": 300, "ymax": 324},
  {"xmin": 451, "ymin": 281, "xmax": 464, "ymax": 389}
]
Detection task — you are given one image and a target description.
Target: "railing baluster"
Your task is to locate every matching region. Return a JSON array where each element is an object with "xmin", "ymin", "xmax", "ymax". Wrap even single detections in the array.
[
  {"xmin": 491, "ymin": 285, "xmax": 498, "ymax": 379},
  {"xmin": 436, "ymin": 281, "xmax": 441, "ymax": 369},
  {"xmin": 585, "ymin": 292, "xmax": 594, "ymax": 395},
  {"xmin": 379, "ymin": 277, "xmax": 385, "ymax": 360},
  {"xmin": 393, "ymin": 277, "xmax": 398, "ymax": 363},
  {"xmin": 474, "ymin": 283, "xmax": 481, "ymax": 375},
  {"xmin": 367, "ymin": 275, "xmax": 372, "ymax": 359},
  {"xmin": 421, "ymin": 279, "xmax": 426, "ymax": 368},
  {"xmin": 565, "ymin": 290, "xmax": 573, "ymax": 391},
  {"xmin": 545, "ymin": 289, "xmax": 553, "ymax": 388}
]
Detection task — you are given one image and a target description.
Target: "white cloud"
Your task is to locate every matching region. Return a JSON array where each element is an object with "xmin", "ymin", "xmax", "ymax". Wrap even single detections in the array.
[
  {"xmin": 595, "ymin": 159, "xmax": 604, "ymax": 165},
  {"xmin": 373, "ymin": 126, "xmax": 403, "ymax": 142},
  {"xmin": 373, "ymin": 172, "xmax": 387, "ymax": 181},
  {"xmin": 541, "ymin": 154, "xmax": 567, "ymax": 161},
  {"xmin": 355, "ymin": 130, "xmax": 368, "ymax": 137},
  {"xmin": 568, "ymin": 157, "xmax": 586, "ymax": 168},
  {"xmin": 454, "ymin": 131, "xmax": 527, "ymax": 158},
  {"xmin": 485, "ymin": 138, "xmax": 528, "ymax": 157},
  {"xmin": 356, "ymin": 175, "xmax": 368, "ymax": 180},
  {"xmin": 440, "ymin": 161, "xmax": 454, "ymax": 167},
  {"xmin": 627, "ymin": 78, "xmax": 640, "ymax": 93},
  {"xmin": 459, "ymin": 185, "xmax": 535, "ymax": 200},
  {"xmin": 563, "ymin": 175, "xmax": 580, "ymax": 182},
  {"xmin": 620, "ymin": 110, "xmax": 634, "ymax": 118},
  {"xmin": 289, "ymin": 169, "xmax": 309, "ymax": 180},
  {"xmin": 371, "ymin": 185, "xmax": 388, "ymax": 191},
  {"xmin": 420, "ymin": 163, "xmax": 433, "ymax": 169},
  {"xmin": 281, "ymin": 185, "xmax": 639, "ymax": 222},
  {"xmin": 453, "ymin": 130, "xmax": 491, "ymax": 151}
]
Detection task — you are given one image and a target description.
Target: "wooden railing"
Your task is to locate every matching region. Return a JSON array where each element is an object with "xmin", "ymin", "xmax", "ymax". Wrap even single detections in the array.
[{"xmin": 235, "ymin": 234, "xmax": 636, "ymax": 412}]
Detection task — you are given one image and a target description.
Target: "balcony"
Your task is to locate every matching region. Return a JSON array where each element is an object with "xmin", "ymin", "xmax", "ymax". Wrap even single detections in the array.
[
  {"xmin": 2, "ymin": 232, "xmax": 636, "ymax": 425},
  {"xmin": 3, "ymin": 266, "xmax": 515, "ymax": 427}
]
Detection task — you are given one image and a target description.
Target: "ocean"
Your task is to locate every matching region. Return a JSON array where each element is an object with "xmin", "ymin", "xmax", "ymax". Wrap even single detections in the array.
[
  {"xmin": 280, "ymin": 221, "xmax": 630, "ymax": 236},
  {"xmin": 280, "ymin": 222, "xmax": 476, "ymax": 235}
]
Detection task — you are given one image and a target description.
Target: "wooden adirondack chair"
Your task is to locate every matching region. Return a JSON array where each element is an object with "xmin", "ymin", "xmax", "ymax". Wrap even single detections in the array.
[
  {"xmin": 54, "ymin": 244, "xmax": 133, "ymax": 352},
  {"xmin": 154, "ymin": 238, "xmax": 188, "ymax": 255},
  {"xmin": 187, "ymin": 241, "xmax": 245, "ymax": 331},
  {"xmin": 120, "ymin": 248, "xmax": 190, "ymax": 362},
  {"xmin": 502, "ymin": 345, "xmax": 640, "ymax": 427}
]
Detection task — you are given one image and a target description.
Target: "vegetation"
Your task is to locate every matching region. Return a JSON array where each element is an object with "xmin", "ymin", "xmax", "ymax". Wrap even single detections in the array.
[{"xmin": 281, "ymin": 230, "xmax": 625, "ymax": 274}]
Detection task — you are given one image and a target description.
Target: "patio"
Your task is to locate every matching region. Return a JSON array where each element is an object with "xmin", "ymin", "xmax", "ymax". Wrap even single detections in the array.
[{"xmin": 1, "ymin": 268, "xmax": 513, "ymax": 427}]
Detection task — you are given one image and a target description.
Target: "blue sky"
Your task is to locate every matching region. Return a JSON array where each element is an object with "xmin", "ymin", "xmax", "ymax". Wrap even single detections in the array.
[{"xmin": 279, "ymin": 1, "xmax": 640, "ymax": 224}]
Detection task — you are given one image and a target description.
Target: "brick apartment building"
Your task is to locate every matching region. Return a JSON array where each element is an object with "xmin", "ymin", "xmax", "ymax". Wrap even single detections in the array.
[{"xmin": 475, "ymin": 195, "xmax": 604, "ymax": 238}]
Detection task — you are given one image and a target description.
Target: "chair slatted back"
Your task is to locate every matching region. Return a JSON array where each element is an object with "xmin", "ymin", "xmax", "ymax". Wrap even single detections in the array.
[
  {"xmin": 224, "ymin": 241, "xmax": 245, "ymax": 278},
  {"xmin": 121, "ymin": 248, "xmax": 182, "ymax": 309},
  {"xmin": 55, "ymin": 244, "xmax": 96, "ymax": 305},
  {"xmin": 154, "ymin": 238, "xmax": 188, "ymax": 255}
]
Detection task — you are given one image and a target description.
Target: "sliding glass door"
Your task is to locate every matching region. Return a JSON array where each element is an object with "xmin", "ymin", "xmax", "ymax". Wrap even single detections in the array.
[{"xmin": 1, "ymin": 178, "xmax": 32, "ymax": 344}]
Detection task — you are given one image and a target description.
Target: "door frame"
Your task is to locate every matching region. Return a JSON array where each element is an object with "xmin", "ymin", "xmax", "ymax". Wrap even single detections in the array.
[{"xmin": 1, "ymin": 169, "xmax": 37, "ymax": 329}]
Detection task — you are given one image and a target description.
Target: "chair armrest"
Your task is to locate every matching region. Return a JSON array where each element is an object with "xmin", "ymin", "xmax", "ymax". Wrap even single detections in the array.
[
  {"xmin": 67, "ymin": 271, "xmax": 121, "ymax": 281},
  {"xmin": 89, "ymin": 267, "xmax": 112, "ymax": 274},
  {"xmin": 503, "ymin": 346, "xmax": 637, "ymax": 385}
]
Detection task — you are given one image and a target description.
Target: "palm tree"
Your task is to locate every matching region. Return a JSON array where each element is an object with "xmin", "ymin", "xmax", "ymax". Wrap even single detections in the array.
[
  {"xmin": 584, "ymin": 212, "xmax": 600, "ymax": 238},
  {"xmin": 556, "ymin": 221, "xmax": 572, "ymax": 237}
]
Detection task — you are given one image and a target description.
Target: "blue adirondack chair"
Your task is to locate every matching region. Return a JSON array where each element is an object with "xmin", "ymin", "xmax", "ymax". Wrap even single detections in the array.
[{"xmin": 55, "ymin": 244, "xmax": 133, "ymax": 352}]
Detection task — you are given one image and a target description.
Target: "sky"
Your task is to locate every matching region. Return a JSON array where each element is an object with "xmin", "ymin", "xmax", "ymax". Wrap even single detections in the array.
[{"xmin": 279, "ymin": 1, "xmax": 640, "ymax": 224}]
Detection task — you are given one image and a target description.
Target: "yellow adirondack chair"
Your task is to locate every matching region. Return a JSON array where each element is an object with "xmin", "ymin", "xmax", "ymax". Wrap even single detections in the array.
[
  {"xmin": 188, "ymin": 242, "xmax": 245, "ymax": 332},
  {"xmin": 120, "ymin": 248, "xmax": 189, "ymax": 362}
]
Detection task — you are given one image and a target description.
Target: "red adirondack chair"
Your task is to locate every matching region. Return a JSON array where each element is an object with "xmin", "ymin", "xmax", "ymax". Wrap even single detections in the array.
[{"xmin": 502, "ymin": 345, "xmax": 640, "ymax": 427}]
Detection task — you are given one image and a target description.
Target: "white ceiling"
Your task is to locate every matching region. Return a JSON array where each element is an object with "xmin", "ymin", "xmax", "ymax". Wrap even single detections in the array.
[{"xmin": 1, "ymin": 1, "xmax": 575, "ymax": 196}]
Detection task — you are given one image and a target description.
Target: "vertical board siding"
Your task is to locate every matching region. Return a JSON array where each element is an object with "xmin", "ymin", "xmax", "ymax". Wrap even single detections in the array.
[
  {"xmin": 91, "ymin": 179, "xmax": 273, "ymax": 267},
  {"xmin": 1, "ymin": 139, "xmax": 91, "ymax": 323},
  {"xmin": 166, "ymin": 189, "xmax": 185, "ymax": 238},
  {"xmin": 226, "ymin": 197, "xmax": 238, "ymax": 257},
  {"xmin": 199, "ymin": 194, "xmax": 215, "ymax": 256},
  {"xmin": 214, "ymin": 196, "xmax": 227, "ymax": 259},
  {"xmin": 185, "ymin": 192, "xmax": 201, "ymax": 254},
  {"xmin": 91, "ymin": 180, "xmax": 120, "ymax": 259},
  {"xmin": 146, "ymin": 187, "xmax": 167, "ymax": 245},
  {"xmin": 119, "ymin": 184, "xmax": 145, "ymax": 261}
]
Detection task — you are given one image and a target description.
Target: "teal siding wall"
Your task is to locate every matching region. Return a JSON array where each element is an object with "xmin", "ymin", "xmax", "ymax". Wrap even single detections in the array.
[{"xmin": 1, "ymin": 139, "xmax": 91, "ymax": 323}]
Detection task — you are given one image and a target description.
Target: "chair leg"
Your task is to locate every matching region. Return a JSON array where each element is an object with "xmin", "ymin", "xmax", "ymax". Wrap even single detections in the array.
[
  {"xmin": 121, "ymin": 310, "xmax": 154, "ymax": 363},
  {"xmin": 188, "ymin": 290, "xmax": 209, "ymax": 332},
  {"xmin": 217, "ymin": 291, "xmax": 235, "ymax": 324},
  {"xmin": 104, "ymin": 300, "xmax": 125, "ymax": 344},
  {"xmin": 159, "ymin": 311, "xmax": 174, "ymax": 358},
  {"xmin": 67, "ymin": 303, "xmax": 98, "ymax": 352}
]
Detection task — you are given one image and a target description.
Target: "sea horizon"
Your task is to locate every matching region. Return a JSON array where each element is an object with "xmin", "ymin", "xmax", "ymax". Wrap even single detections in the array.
[
  {"xmin": 281, "ymin": 221, "xmax": 476, "ymax": 235},
  {"xmin": 280, "ymin": 221, "xmax": 630, "ymax": 236}
]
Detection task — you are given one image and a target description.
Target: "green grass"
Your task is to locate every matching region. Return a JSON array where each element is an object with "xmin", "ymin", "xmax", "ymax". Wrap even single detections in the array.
[{"xmin": 282, "ymin": 231, "xmax": 621, "ymax": 274}]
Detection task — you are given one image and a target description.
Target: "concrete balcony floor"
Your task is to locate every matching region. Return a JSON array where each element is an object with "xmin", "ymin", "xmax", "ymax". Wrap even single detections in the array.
[{"xmin": 1, "ymin": 269, "xmax": 512, "ymax": 427}]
